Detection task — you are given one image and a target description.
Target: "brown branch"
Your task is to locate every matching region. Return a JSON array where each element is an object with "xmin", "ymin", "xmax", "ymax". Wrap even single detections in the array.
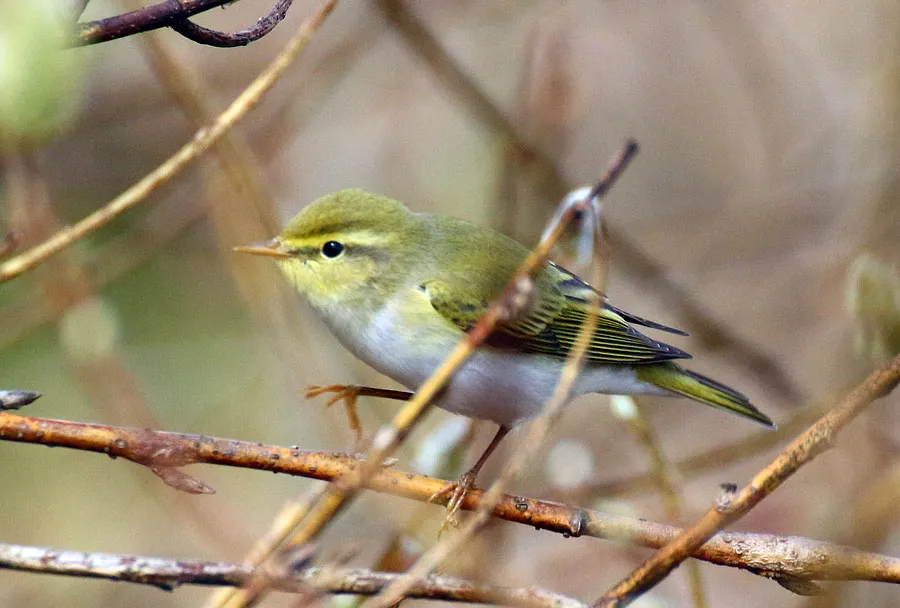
[
  {"xmin": 1, "ymin": 412, "xmax": 899, "ymax": 589},
  {"xmin": 0, "ymin": 543, "xmax": 584, "ymax": 608},
  {"xmin": 75, "ymin": 0, "xmax": 235, "ymax": 45},
  {"xmin": 373, "ymin": 0, "xmax": 804, "ymax": 405},
  {"xmin": 594, "ymin": 353, "xmax": 900, "ymax": 607},
  {"xmin": 0, "ymin": 0, "xmax": 336, "ymax": 285},
  {"xmin": 169, "ymin": 0, "xmax": 295, "ymax": 48},
  {"xmin": 75, "ymin": 0, "xmax": 294, "ymax": 47}
]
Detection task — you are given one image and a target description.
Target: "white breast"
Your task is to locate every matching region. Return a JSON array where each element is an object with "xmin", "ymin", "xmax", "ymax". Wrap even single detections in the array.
[{"xmin": 313, "ymin": 287, "xmax": 666, "ymax": 427}]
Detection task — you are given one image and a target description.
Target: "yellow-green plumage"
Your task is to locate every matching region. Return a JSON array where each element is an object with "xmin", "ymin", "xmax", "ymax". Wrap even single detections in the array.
[{"xmin": 241, "ymin": 189, "xmax": 775, "ymax": 430}]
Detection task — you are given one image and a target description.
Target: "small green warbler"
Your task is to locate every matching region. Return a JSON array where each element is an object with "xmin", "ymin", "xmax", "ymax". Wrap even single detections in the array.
[{"xmin": 237, "ymin": 189, "xmax": 774, "ymax": 492}]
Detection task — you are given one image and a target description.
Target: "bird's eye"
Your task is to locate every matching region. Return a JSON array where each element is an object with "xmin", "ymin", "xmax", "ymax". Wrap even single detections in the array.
[{"xmin": 321, "ymin": 241, "xmax": 345, "ymax": 258}]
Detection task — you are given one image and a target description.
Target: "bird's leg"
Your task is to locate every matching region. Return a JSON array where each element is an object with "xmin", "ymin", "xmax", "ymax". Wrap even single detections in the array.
[
  {"xmin": 430, "ymin": 424, "xmax": 511, "ymax": 531},
  {"xmin": 306, "ymin": 385, "xmax": 412, "ymax": 446}
]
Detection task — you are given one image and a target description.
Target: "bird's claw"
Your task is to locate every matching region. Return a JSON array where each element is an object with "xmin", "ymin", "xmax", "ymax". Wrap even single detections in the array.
[
  {"xmin": 306, "ymin": 384, "xmax": 364, "ymax": 444},
  {"xmin": 429, "ymin": 470, "xmax": 478, "ymax": 534}
]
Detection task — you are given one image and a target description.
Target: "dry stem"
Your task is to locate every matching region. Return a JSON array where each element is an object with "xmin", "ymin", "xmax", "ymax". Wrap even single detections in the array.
[{"xmin": 613, "ymin": 396, "xmax": 707, "ymax": 608}]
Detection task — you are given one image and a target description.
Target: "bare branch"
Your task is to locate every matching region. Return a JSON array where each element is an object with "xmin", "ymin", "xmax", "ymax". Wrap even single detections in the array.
[
  {"xmin": 0, "ymin": 411, "xmax": 898, "ymax": 589},
  {"xmin": 0, "ymin": 542, "xmax": 585, "ymax": 608},
  {"xmin": 169, "ymin": 0, "xmax": 295, "ymax": 48},
  {"xmin": 75, "ymin": 0, "xmax": 235, "ymax": 46},
  {"xmin": 595, "ymin": 353, "xmax": 900, "ymax": 607},
  {"xmin": 74, "ymin": 0, "xmax": 295, "ymax": 47}
]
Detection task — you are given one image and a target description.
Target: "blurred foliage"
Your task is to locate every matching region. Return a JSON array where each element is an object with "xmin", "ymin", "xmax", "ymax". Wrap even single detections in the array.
[
  {"xmin": 847, "ymin": 254, "xmax": 900, "ymax": 363},
  {"xmin": 0, "ymin": 0, "xmax": 83, "ymax": 145}
]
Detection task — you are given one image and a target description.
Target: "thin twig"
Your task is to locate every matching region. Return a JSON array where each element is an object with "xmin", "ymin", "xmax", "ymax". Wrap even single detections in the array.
[
  {"xmin": 373, "ymin": 0, "xmax": 803, "ymax": 405},
  {"xmin": 0, "ymin": 412, "xmax": 899, "ymax": 587},
  {"xmin": 0, "ymin": 0, "xmax": 338, "ymax": 284},
  {"xmin": 170, "ymin": 0, "xmax": 295, "ymax": 48},
  {"xmin": 0, "ymin": 543, "xmax": 585, "ymax": 608},
  {"xmin": 594, "ymin": 353, "xmax": 900, "ymax": 607}
]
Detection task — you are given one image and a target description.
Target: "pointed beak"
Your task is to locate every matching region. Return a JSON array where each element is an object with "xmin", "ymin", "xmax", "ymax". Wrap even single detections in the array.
[{"xmin": 233, "ymin": 238, "xmax": 292, "ymax": 259}]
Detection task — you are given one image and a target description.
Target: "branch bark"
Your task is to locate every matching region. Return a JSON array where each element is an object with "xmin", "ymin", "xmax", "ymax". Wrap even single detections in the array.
[{"xmin": 0, "ymin": 543, "xmax": 585, "ymax": 608}]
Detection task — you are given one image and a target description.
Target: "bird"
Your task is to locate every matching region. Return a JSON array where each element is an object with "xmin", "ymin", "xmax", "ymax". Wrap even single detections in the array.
[{"xmin": 236, "ymin": 188, "xmax": 775, "ymax": 517}]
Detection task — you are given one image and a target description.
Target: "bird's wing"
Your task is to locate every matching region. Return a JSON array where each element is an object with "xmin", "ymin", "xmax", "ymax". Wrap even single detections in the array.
[{"xmin": 422, "ymin": 270, "xmax": 691, "ymax": 365}]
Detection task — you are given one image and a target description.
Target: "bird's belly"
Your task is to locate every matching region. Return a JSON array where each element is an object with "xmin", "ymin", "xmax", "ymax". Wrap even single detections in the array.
[{"xmin": 323, "ymin": 300, "xmax": 667, "ymax": 427}]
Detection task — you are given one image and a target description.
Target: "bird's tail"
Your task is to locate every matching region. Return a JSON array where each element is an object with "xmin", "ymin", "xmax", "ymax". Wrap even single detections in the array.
[{"xmin": 636, "ymin": 364, "xmax": 776, "ymax": 429}]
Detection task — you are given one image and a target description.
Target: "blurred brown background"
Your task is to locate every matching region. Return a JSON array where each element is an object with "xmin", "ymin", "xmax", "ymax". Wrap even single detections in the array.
[{"xmin": 1, "ymin": 0, "xmax": 899, "ymax": 606}]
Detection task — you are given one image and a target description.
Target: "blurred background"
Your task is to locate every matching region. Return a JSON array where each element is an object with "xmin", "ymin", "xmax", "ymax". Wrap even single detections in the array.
[{"xmin": 1, "ymin": 0, "xmax": 899, "ymax": 606}]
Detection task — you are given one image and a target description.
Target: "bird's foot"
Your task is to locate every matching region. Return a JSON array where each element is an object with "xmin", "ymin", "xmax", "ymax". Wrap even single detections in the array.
[
  {"xmin": 429, "ymin": 469, "xmax": 478, "ymax": 534},
  {"xmin": 306, "ymin": 384, "xmax": 364, "ymax": 444}
]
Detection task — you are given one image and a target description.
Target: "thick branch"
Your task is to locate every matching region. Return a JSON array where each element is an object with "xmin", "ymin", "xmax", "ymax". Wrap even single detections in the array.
[
  {"xmin": 0, "ymin": 543, "xmax": 584, "ymax": 608},
  {"xmin": 0, "ymin": 412, "xmax": 898, "ymax": 588}
]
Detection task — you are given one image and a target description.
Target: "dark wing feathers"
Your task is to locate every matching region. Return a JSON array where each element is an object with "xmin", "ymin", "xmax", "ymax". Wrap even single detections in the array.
[
  {"xmin": 423, "ymin": 271, "xmax": 691, "ymax": 365},
  {"xmin": 603, "ymin": 304, "xmax": 690, "ymax": 337},
  {"xmin": 550, "ymin": 262, "xmax": 689, "ymax": 337}
]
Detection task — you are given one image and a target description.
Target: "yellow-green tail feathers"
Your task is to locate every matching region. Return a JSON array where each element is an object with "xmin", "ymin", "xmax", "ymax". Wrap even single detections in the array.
[{"xmin": 636, "ymin": 364, "xmax": 776, "ymax": 429}]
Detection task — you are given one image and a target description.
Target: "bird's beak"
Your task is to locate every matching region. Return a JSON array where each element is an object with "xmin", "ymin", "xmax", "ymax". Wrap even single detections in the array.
[{"xmin": 233, "ymin": 238, "xmax": 292, "ymax": 259}]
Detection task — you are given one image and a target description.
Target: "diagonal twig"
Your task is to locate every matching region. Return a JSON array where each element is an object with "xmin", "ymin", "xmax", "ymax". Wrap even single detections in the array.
[{"xmin": 594, "ymin": 353, "xmax": 900, "ymax": 607}]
